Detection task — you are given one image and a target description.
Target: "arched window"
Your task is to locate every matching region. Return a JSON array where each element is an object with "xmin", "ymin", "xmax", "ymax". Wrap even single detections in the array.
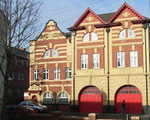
[
  {"xmin": 58, "ymin": 92, "xmax": 68, "ymax": 104},
  {"xmin": 83, "ymin": 33, "xmax": 89, "ymax": 42},
  {"xmin": 128, "ymin": 29, "xmax": 135, "ymax": 38},
  {"xmin": 52, "ymin": 49, "xmax": 59, "ymax": 57},
  {"xmin": 83, "ymin": 32, "xmax": 98, "ymax": 41},
  {"xmin": 43, "ymin": 92, "xmax": 53, "ymax": 104},
  {"xmin": 44, "ymin": 49, "xmax": 50, "ymax": 57},
  {"xmin": 119, "ymin": 29, "xmax": 126, "ymax": 38}
]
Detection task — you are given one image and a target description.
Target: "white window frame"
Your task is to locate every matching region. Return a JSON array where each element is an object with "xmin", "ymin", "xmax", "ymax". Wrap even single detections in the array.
[
  {"xmin": 81, "ymin": 54, "xmax": 88, "ymax": 69},
  {"xmin": 43, "ymin": 92, "xmax": 53, "ymax": 104},
  {"xmin": 93, "ymin": 53, "xmax": 100, "ymax": 69},
  {"xmin": 91, "ymin": 32, "xmax": 98, "ymax": 41},
  {"xmin": 117, "ymin": 52, "xmax": 125, "ymax": 68},
  {"xmin": 65, "ymin": 67, "xmax": 72, "ymax": 79},
  {"xmin": 128, "ymin": 29, "xmax": 135, "ymax": 38},
  {"xmin": 119, "ymin": 29, "xmax": 126, "ymax": 38},
  {"xmin": 43, "ymin": 69, "xmax": 49, "ymax": 80},
  {"xmin": 83, "ymin": 33, "xmax": 89, "ymax": 42},
  {"xmin": 54, "ymin": 68, "xmax": 60, "ymax": 80},
  {"xmin": 34, "ymin": 69, "xmax": 39, "ymax": 80},
  {"xmin": 130, "ymin": 51, "xmax": 138, "ymax": 67},
  {"xmin": 58, "ymin": 92, "xmax": 68, "ymax": 104},
  {"xmin": 52, "ymin": 49, "xmax": 59, "ymax": 57},
  {"xmin": 44, "ymin": 49, "xmax": 50, "ymax": 57}
]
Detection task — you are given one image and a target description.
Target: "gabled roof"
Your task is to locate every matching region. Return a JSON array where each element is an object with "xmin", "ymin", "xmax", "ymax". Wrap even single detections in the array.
[
  {"xmin": 108, "ymin": 2, "xmax": 145, "ymax": 23},
  {"xmin": 72, "ymin": 7, "xmax": 105, "ymax": 27}
]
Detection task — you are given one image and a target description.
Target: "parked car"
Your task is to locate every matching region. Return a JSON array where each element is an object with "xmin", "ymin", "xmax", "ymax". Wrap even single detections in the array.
[
  {"xmin": 19, "ymin": 101, "xmax": 47, "ymax": 113},
  {"xmin": 5, "ymin": 105, "xmax": 36, "ymax": 115}
]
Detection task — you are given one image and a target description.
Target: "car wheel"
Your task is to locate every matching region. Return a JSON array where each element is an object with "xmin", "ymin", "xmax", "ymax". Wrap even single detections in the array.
[{"xmin": 35, "ymin": 109, "xmax": 40, "ymax": 113}]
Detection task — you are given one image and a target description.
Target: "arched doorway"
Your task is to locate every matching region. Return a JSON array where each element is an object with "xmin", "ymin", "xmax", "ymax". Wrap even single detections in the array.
[
  {"xmin": 32, "ymin": 95, "xmax": 38, "ymax": 102},
  {"xmin": 79, "ymin": 86, "xmax": 103, "ymax": 113},
  {"xmin": 115, "ymin": 85, "xmax": 142, "ymax": 114}
]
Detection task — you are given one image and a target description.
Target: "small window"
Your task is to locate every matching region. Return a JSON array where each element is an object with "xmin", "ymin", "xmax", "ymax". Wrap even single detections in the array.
[
  {"xmin": 34, "ymin": 69, "xmax": 39, "ymax": 80},
  {"xmin": 128, "ymin": 29, "xmax": 135, "ymax": 38},
  {"xmin": 43, "ymin": 69, "xmax": 49, "ymax": 80},
  {"xmin": 117, "ymin": 52, "xmax": 125, "ymax": 68},
  {"xmin": 18, "ymin": 73, "xmax": 21, "ymax": 80},
  {"xmin": 83, "ymin": 33, "xmax": 89, "ymax": 42},
  {"xmin": 52, "ymin": 49, "xmax": 59, "ymax": 57},
  {"xmin": 54, "ymin": 68, "xmax": 60, "ymax": 80},
  {"xmin": 43, "ymin": 92, "xmax": 53, "ymax": 104},
  {"xmin": 81, "ymin": 54, "xmax": 88, "ymax": 69},
  {"xmin": 21, "ymin": 74, "xmax": 24, "ymax": 80},
  {"xmin": 58, "ymin": 92, "xmax": 68, "ymax": 104},
  {"xmin": 93, "ymin": 53, "xmax": 100, "ymax": 68},
  {"xmin": 119, "ymin": 29, "xmax": 126, "ymax": 38},
  {"xmin": 44, "ymin": 49, "xmax": 50, "ymax": 57},
  {"xmin": 91, "ymin": 32, "xmax": 98, "ymax": 41},
  {"xmin": 130, "ymin": 51, "xmax": 138, "ymax": 67},
  {"xmin": 65, "ymin": 67, "xmax": 72, "ymax": 79}
]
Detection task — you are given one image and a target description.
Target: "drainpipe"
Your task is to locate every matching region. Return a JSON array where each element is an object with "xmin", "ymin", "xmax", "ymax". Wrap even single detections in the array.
[
  {"xmin": 106, "ymin": 27, "xmax": 110, "ymax": 112},
  {"xmin": 143, "ymin": 24, "xmax": 148, "ymax": 114},
  {"xmin": 72, "ymin": 31, "xmax": 76, "ymax": 112}
]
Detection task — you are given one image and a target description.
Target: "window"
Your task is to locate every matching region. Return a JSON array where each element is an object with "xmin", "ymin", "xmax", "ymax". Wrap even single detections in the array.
[
  {"xmin": 21, "ymin": 74, "xmax": 24, "ymax": 80},
  {"xmin": 130, "ymin": 51, "xmax": 138, "ymax": 67},
  {"xmin": 128, "ymin": 29, "xmax": 135, "ymax": 38},
  {"xmin": 58, "ymin": 92, "xmax": 68, "ymax": 104},
  {"xmin": 34, "ymin": 69, "xmax": 39, "ymax": 80},
  {"xmin": 44, "ymin": 49, "xmax": 50, "ymax": 57},
  {"xmin": 81, "ymin": 54, "xmax": 88, "ymax": 69},
  {"xmin": 54, "ymin": 68, "xmax": 60, "ymax": 80},
  {"xmin": 52, "ymin": 49, "xmax": 59, "ymax": 57},
  {"xmin": 65, "ymin": 67, "xmax": 72, "ymax": 79},
  {"xmin": 117, "ymin": 52, "xmax": 125, "ymax": 67},
  {"xmin": 83, "ymin": 33, "xmax": 89, "ymax": 42},
  {"xmin": 18, "ymin": 73, "xmax": 21, "ymax": 80},
  {"xmin": 43, "ymin": 69, "xmax": 49, "ymax": 80},
  {"xmin": 93, "ymin": 53, "xmax": 100, "ymax": 68},
  {"xmin": 83, "ymin": 32, "xmax": 98, "ymax": 42},
  {"xmin": 43, "ymin": 92, "xmax": 53, "ymax": 104},
  {"xmin": 119, "ymin": 29, "xmax": 126, "ymax": 38},
  {"xmin": 91, "ymin": 32, "xmax": 98, "ymax": 41}
]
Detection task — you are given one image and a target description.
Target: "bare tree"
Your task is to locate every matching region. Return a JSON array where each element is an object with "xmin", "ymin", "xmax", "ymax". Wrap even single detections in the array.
[{"xmin": 0, "ymin": 0, "xmax": 41, "ymax": 119}]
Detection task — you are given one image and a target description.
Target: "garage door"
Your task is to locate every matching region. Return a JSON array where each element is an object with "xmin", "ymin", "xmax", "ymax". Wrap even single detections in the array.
[
  {"xmin": 79, "ymin": 86, "xmax": 102, "ymax": 113},
  {"xmin": 115, "ymin": 86, "xmax": 142, "ymax": 114}
]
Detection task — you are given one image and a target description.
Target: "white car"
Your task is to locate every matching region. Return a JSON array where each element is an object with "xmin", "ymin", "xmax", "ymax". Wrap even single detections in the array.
[{"xmin": 19, "ymin": 101, "xmax": 47, "ymax": 113}]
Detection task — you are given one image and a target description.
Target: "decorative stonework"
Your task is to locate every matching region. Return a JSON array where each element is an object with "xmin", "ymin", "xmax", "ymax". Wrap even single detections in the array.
[
  {"xmin": 119, "ymin": 46, "xmax": 122, "ymax": 51},
  {"xmin": 44, "ymin": 63, "xmax": 47, "ymax": 68},
  {"xmin": 49, "ymin": 42, "xmax": 52, "ymax": 48},
  {"xmin": 123, "ymin": 12, "xmax": 130, "ymax": 17},
  {"xmin": 87, "ymin": 17, "xmax": 93, "ymax": 22},
  {"xmin": 94, "ymin": 48, "xmax": 97, "ymax": 53},
  {"xmin": 132, "ymin": 45, "xmax": 135, "ymax": 50},
  {"xmin": 88, "ymin": 25, "xmax": 92, "ymax": 32},
  {"xmin": 55, "ymin": 63, "xmax": 58, "ymax": 68},
  {"xmin": 124, "ymin": 21, "xmax": 128, "ymax": 28},
  {"xmin": 83, "ymin": 48, "xmax": 86, "ymax": 53}
]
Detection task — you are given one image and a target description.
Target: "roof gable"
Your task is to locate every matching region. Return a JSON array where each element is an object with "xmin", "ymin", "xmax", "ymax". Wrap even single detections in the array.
[
  {"xmin": 108, "ymin": 2, "xmax": 145, "ymax": 23},
  {"xmin": 72, "ymin": 7, "xmax": 105, "ymax": 27}
]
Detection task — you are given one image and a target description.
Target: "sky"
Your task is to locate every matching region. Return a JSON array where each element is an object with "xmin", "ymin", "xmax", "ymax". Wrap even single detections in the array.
[{"xmin": 36, "ymin": 0, "xmax": 150, "ymax": 34}]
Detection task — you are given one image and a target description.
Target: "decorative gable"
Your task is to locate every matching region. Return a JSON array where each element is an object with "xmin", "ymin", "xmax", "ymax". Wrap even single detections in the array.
[
  {"xmin": 72, "ymin": 7, "xmax": 105, "ymax": 28},
  {"xmin": 108, "ymin": 2, "xmax": 145, "ymax": 23}
]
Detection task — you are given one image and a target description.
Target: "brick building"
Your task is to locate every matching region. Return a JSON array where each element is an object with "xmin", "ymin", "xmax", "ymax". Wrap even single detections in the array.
[
  {"xmin": 6, "ymin": 48, "xmax": 29, "ymax": 104},
  {"xmin": 26, "ymin": 3, "xmax": 150, "ymax": 114}
]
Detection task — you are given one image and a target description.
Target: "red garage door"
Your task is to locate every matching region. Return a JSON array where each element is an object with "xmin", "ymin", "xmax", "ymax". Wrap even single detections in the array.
[
  {"xmin": 115, "ymin": 86, "xmax": 142, "ymax": 114},
  {"xmin": 79, "ymin": 86, "xmax": 102, "ymax": 113}
]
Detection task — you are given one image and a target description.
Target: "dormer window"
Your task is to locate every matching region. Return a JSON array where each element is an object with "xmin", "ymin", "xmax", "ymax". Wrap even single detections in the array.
[
  {"xmin": 128, "ymin": 29, "xmax": 135, "ymax": 38},
  {"xmin": 44, "ymin": 49, "xmax": 50, "ymax": 57},
  {"xmin": 52, "ymin": 49, "xmax": 59, "ymax": 57},
  {"xmin": 119, "ymin": 29, "xmax": 126, "ymax": 38},
  {"xmin": 83, "ymin": 32, "xmax": 98, "ymax": 42}
]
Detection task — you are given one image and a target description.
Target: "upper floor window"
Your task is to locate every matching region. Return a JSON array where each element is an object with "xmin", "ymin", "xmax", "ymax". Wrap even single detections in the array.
[
  {"xmin": 43, "ymin": 69, "xmax": 49, "ymax": 80},
  {"xmin": 130, "ymin": 51, "xmax": 138, "ymax": 67},
  {"xmin": 54, "ymin": 68, "xmax": 60, "ymax": 80},
  {"xmin": 65, "ymin": 67, "xmax": 72, "ymax": 79},
  {"xmin": 18, "ymin": 73, "xmax": 21, "ymax": 80},
  {"xmin": 44, "ymin": 49, "xmax": 50, "ymax": 57},
  {"xmin": 93, "ymin": 53, "xmax": 100, "ymax": 69},
  {"xmin": 81, "ymin": 54, "xmax": 88, "ymax": 69},
  {"xmin": 52, "ymin": 49, "xmax": 59, "ymax": 57},
  {"xmin": 58, "ymin": 92, "xmax": 68, "ymax": 104},
  {"xmin": 83, "ymin": 32, "xmax": 98, "ymax": 42},
  {"xmin": 117, "ymin": 52, "xmax": 125, "ymax": 68},
  {"xmin": 21, "ymin": 74, "xmax": 24, "ymax": 80},
  {"xmin": 43, "ymin": 92, "xmax": 53, "ymax": 104},
  {"xmin": 34, "ymin": 69, "xmax": 39, "ymax": 80},
  {"xmin": 119, "ymin": 29, "xmax": 135, "ymax": 38}
]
